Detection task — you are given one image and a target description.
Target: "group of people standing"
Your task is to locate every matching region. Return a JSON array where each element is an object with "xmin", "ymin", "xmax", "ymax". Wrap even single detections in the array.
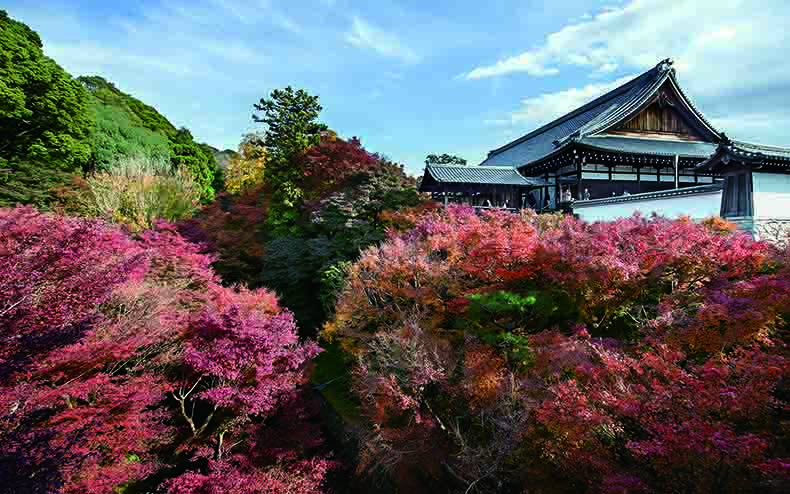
[{"xmin": 526, "ymin": 186, "xmax": 592, "ymax": 210}]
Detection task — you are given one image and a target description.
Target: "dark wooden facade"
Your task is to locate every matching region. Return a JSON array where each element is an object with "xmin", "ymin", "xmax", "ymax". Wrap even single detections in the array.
[
  {"xmin": 612, "ymin": 92, "xmax": 706, "ymax": 140},
  {"xmin": 531, "ymin": 145, "xmax": 719, "ymax": 206}
]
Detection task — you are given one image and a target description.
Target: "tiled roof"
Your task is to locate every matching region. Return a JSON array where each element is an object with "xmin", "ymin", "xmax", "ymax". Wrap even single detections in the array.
[
  {"xmin": 697, "ymin": 138, "xmax": 790, "ymax": 171},
  {"xmin": 578, "ymin": 136, "xmax": 717, "ymax": 159},
  {"xmin": 423, "ymin": 164, "xmax": 546, "ymax": 186},
  {"xmin": 573, "ymin": 183, "xmax": 723, "ymax": 208},
  {"xmin": 480, "ymin": 59, "xmax": 721, "ymax": 168},
  {"xmin": 729, "ymin": 140, "xmax": 790, "ymax": 161}
]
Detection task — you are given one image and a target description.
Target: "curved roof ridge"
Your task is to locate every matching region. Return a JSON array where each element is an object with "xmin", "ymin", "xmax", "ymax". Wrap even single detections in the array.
[
  {"xmin": 479, "ymin": 59, "xmax": 726, "ymax": 168},
  {"xmin": 732, "ymin": 139, "xmax": 790, "ymax": 153},
  {"xmin": 485, "ymin": 66, "xmax": 660, "ymax": 157},
  {"xmin": 666, "ymin": 70, "xmax": 721, "ymax": 138},
  {"xmin": 571, "ymin": 67, "xmax": 670, "ymax": 139},
  {"xmin": 428, "ymin": 163, "xmax": 519, "ymax": 171}
]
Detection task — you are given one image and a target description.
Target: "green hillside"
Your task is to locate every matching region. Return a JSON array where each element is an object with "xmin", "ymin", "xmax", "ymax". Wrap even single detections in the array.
[
  {"xmin": 0, "ymin": 9, "xmax": 223, "ymax": 207},
  {"xmin": 77, "ymin": 75, "xmax": 221, "ymax": 199}
]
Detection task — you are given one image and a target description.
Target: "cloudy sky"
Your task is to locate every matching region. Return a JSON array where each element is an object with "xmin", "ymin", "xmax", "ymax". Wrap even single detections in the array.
[{"xmin": 6, "ymin": 0, "xmax": 790, "ymax": 175}]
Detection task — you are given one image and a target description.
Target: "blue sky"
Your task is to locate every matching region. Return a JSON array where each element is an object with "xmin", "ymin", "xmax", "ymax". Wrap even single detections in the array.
[{"xmin": 6, "ymin": 0, "xmax": 790, "ymax": 175}]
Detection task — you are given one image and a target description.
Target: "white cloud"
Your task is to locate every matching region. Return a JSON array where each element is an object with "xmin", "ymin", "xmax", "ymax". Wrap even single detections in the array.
[
  {"xmin": 345, "ymin": 16, "xmax": 419, "ymax": 63},
  {"xmin": 45, "ymin": 42, "xmax": 201, "ymax": 78},
  {"xmin": 468, "ymin": 0, "xmax": 790, "ymax": 147},
  {"xmin": 463, "ymin": 0, "xmax": 790, "ymax": 98},
  {"xmin": 466, "ymin": 52, "xmax": 559, "ymax": 79},
  {"xmin": 488, "ymin": 75, "xmax": 637, "ymax": 128}
]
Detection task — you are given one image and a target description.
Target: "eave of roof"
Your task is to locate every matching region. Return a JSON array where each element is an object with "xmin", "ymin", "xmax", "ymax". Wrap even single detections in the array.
[
  {"xmin": 730, "ymin": 140, "xmax": 790, "ymax": 160},
  {"xmin": 577, "ymin": 135, "xmax": 717, "ymax": 159}
]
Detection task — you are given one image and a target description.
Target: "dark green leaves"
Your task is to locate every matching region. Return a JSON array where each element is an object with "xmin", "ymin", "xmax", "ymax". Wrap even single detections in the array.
[{"xmin": 1, "ymin": 11, "xmax": 92, "ymax": 170}]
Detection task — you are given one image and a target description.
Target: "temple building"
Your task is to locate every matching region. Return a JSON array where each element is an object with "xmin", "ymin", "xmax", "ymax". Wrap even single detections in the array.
[{"xmin": 419, "ymin": 59, "xmax": 790, "ymax": 239}]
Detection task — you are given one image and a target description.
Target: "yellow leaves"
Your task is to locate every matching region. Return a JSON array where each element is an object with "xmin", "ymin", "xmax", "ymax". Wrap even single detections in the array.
[
  {"xmin": 224, "ymin": 137, "xmax": 268, "ymax": 194},
  {"xmin": 321, "ymin": 321, "xmax": 338, "ymax": 342}
]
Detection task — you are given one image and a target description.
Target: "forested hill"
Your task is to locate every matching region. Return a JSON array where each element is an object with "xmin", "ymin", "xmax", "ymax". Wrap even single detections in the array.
[
  {"xmin": 77, "ymin": 75, "xmax": 237, "ymax": 168},
  {"xmin": 0, "ymin": 9, "xmax": 223, "ymax": 206},
  {"xmin": 76, "ymin": 74, "xmax": 226, "ymax": 192}
]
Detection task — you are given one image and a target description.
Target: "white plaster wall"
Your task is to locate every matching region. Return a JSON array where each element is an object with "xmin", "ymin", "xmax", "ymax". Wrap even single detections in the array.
[
  {"xmin": 752, "ymin": 173, "xmax": 790, "ymax": 219},
  {"xmin": 574, "ymin": 191, "xmax": 722, "ymax": 223}
]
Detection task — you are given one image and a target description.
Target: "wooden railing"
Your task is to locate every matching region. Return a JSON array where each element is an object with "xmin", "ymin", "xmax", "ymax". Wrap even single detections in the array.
[{"xmin": 471, "ymin": 205, "xmax": 518, "ymax": 212}]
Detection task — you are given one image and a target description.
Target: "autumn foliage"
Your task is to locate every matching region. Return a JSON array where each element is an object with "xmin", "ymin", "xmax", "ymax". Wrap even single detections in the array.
[
  {"xmin": 300, "ymin": 135, "xmax": 379, "ymax": 198},
  {"xmin": 181, "ymin": 133, "xmax": 427, "ymax": 333},
  {"xmin": 329, "ymin": 206, "xmax": 790, "ymax": 493},
  {"xmin": 0, "ymin": 207, "xmax": 329, "ymax": 493}
]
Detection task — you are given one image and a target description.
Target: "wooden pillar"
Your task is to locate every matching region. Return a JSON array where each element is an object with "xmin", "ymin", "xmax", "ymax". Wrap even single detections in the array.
[
  {"xmin": 637, "ymin": 166, "xmax": 642, "ymax": 193},
  {"xmin": 674, "ymin": 155, "xmax": 679, "ymax": 189},
  {"xmin": 554, "ymin": 173, "xmax": 560, "ymax": 208},
  {"xmin": 543, "ymin": 172, "xmax": 549, "ymax": 209}
]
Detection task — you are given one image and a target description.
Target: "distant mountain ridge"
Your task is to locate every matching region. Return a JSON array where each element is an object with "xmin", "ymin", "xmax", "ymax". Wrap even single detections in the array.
[{"xmin": 204, "ymin": 145, "xmax": 239, "ymax": 169}]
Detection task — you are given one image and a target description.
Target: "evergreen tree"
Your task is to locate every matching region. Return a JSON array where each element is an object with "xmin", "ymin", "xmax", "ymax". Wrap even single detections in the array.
[{"xmin": 253, "ymin": 87, "xmax": 327, "ymax": 235}]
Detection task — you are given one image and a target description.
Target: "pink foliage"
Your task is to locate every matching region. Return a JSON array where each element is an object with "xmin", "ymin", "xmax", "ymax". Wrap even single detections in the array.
[
  {"xmin": 0, "ymin": 207, "xmax": 327, "ymax": 493},
  {"xmin": 184, "ymin": 286, "xmax": 321, "ymax": 415},
  {"xmin": 0, "ymin": 206, "xmax": 146, "ymax": 378},
  {"xmin": 164, "ymin": 457, "xmax": 332, "ymax": 494}
]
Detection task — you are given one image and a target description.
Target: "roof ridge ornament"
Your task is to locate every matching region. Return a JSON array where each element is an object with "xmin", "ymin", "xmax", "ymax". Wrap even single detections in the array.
[{"xmin": 656, "ymin": 58, "xmax": 674, "ymax": 72}]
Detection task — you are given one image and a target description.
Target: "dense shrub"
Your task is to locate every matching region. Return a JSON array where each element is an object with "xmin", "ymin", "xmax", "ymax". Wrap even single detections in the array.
[
  {"xmin": 0, "ymin": 157, "xmax": 81, "ymax": 209},
  {"xmin": 177, "ymin": 186, "xmax": 268, "ymax": 287},
  {"xmin": 329, "ymin": 206, "xmax": 790, "ymax": 493},
  {"xmin": 89, "ymin": 154, "xmax": 201, "ymax": 231},
  {"xmin": 48, "ymin": 176, "xmax": 100, "ymax": 218},
  {"xmin": 170, "ymin": 127, "xmax": 219, "ymax": 202},
  {"xmin": 0, "ymin": 207, "xmax": 329, "ymax": 493}
]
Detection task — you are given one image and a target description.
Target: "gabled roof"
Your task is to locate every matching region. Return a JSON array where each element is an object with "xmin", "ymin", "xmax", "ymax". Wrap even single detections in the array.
[
  {"xmin": 420, "ymin": 164, "xmax": 545, "ymax": 188},
  {"xmin": 480, "ymin": 59, "xmax": 721, "ymax": 168},
  {"xmin": 697, "ymin": 136, "xmax": 790, "ymax": 172}
]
